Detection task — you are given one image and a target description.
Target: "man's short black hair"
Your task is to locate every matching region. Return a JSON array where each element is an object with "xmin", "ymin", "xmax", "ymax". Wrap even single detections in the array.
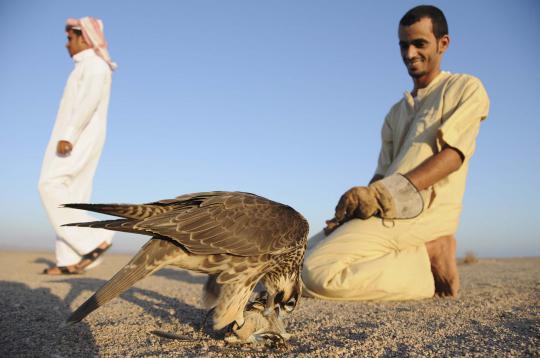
[{"xmin": 400, "ymin": 5, "xmax": 448, "ymax": 39}]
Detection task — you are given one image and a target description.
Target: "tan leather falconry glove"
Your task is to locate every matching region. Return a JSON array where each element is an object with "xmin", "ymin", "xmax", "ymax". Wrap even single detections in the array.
[{"xmin": 324, "ymin": 174, "xmax": 424, "ymax": 235}]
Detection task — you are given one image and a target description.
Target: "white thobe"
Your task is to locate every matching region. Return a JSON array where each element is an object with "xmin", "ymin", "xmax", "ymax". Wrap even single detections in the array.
[{"xmin": 39, "ymin": 49, "xmax": 114, "ymax": 266}]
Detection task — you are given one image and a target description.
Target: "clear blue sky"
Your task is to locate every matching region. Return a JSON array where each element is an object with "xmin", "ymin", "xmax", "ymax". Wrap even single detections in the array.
[{"xmin": 1, "ymin": 1, "xmax": 539, "ymax": 257}]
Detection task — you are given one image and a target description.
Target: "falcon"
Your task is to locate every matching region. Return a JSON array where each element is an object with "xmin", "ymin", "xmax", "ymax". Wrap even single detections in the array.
[{"xmin": 63, "ymin": 191, "xmax": 309, "ymax": 337}]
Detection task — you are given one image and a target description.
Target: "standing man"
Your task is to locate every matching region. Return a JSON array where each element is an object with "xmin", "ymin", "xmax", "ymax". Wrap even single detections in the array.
[
  {"xmin": 39, "ymin": 17, "xmax": 117, "ymax": 275},
  {"xmin": 302, "ymin": 5, "xmax": 489, "ymax": 300}
]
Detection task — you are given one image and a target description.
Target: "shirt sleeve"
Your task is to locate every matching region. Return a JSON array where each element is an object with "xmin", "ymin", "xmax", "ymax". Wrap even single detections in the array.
[
  {"xmin": 374, "ymin": 111, "xmax": 394, "ymax": 177},
  {"xmin": 437, "ymin": 77, "xmax": 490, "ymax": 159},
  {"xmin": 60, "ymin": 66, "xmax": 109, "ymax": 145}
]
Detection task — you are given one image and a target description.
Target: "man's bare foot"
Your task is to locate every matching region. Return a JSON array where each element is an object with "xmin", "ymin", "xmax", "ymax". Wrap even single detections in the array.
[{"xmin": 426, "ymin": 235, "xmax": 460, "ymax": 297}]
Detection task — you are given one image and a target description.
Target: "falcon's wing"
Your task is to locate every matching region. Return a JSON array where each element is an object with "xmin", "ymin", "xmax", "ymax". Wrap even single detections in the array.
[
  {"xmin": 136, "ymin": 192, "xmax": 308, "ymax": 256},
  {"xmin": 64, "ymin": 191, "xmax": 309, "ymax": 257}
]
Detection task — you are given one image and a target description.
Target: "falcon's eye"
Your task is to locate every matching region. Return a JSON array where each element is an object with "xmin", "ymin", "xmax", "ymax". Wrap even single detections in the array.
[{"xmin": 275, "ymin": 291, "xmax": 284, "ymax": 303}]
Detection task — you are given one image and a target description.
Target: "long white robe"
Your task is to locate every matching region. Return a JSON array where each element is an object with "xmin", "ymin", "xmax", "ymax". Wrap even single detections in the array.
[{"xmin": 39, "ymin": 49, "xmax": 114, "ymax": 266}]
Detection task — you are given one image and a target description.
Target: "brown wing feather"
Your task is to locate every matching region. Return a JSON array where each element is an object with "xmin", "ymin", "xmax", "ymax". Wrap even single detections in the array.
[
  {"xmin": 64, "ymin": 191, "xmax": 309, "ymax": 257},
  {"xmin": 134, "ymin": 192, "xmax": 309, "ymax": 256}
]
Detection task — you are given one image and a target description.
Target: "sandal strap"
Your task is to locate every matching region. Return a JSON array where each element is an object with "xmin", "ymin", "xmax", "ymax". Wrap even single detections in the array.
[
  {"xmin": 77, "ymin": 242, "xmax": 112, "ymax": 270},
  {"xmin": 59, "ymin": 266, "xmax": 81, "ymax": 274},
  {"xmin": 43, "ymin": 265, "xmax": 81, "ymax": 275},
  {"xmin": 81, "ymin": 243, "xmax": 112, "ymax": 260}
]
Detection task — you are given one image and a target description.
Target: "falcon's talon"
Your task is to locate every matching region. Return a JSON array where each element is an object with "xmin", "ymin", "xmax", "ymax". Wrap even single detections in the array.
[{"xmin": 255, "ymin": 332, "xmax": 289, "ymax": 349}]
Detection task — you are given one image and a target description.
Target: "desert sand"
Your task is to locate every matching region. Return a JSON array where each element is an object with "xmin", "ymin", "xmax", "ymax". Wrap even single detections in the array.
[{"xmin": 0, "ymin": 250, "xmax": 538, "ymax": 357}]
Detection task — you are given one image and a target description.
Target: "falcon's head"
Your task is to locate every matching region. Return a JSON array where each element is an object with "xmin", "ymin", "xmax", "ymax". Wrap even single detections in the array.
[
  {"xmin": 274, "ymin": 279, "xmax": 301, "ymax": 316},
  {"xmin": 264, "ymin": 270, "xmax": 302, "ymax": 318}
]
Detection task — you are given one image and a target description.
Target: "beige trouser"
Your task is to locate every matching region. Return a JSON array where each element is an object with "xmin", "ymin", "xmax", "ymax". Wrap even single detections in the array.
[{"xmin": 302, "ymin": 207, "xmax": 459, "ymax": 301}]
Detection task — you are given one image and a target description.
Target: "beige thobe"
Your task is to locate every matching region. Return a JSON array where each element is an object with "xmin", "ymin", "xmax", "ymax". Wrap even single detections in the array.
[{"xmin": 303, "ymin": 72, "xmax": 490, "ymax": 300}]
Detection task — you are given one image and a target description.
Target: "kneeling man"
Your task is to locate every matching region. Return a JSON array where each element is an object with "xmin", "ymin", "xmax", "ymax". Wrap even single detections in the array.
[{"xmin": 302, "ymin": 5, "xmax": 489, "ymax": 300}]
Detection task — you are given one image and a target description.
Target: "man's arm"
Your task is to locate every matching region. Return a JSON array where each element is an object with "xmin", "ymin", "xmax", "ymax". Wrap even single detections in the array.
[
  {"xmin": 57, "ymin": 66, "xmax": 109, "ymax": 155},
  {"xmin": 368, "ymin": 144, "xmax": 462, "ymax": 189},
  {"xmin": 404, "ymin": 145, "xmax": 463, "ymax": 191},
  {"xmin": 326, "ymin": 77, "xmax": 488, "ymax": 234},
  {"xmin": 325, "ymin": 145, "xmax": 463, "ymax": 234}
]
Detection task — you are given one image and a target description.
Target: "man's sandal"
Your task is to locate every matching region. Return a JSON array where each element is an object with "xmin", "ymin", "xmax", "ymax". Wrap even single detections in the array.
[
  {"xmin": 76, "ymin": 242, "xmax": 112, "ymax": 270},
  {"xmin": 42, "ymin": 265, "xmax": 83, "ymax": 275}
]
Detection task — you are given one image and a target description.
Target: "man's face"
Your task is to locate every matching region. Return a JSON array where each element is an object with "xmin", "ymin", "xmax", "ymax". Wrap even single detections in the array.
[
  {"xmin": 65, "ymin": 29, "xmax": 89, "ymax": 57},
  {"xmin": 398, "ymin": 17, "xmax": 449, "ymax": 80}
]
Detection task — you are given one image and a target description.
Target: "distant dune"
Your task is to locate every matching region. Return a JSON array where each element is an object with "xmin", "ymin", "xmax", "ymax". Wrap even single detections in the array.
[{"xmin": 0, "ymin": 251, "xmax": 538, "ymax": 356}]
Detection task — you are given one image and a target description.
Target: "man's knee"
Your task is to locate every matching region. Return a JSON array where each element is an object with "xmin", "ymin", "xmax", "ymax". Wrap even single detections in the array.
[
  {"xmin": 302, "ymin": 266, "xmax": 329, "ymax": 297},
  {"xmin": 302, "ymin": 258, "xmax": 349, "ymax": 298}
]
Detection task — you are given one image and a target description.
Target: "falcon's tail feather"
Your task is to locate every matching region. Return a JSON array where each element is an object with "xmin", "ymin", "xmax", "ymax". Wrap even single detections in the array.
[
  {"xmin": 67, "ymin": 238, "xmax": 179, "ymax": 324},
  {"xmin": 62, "ymin": 203, "xmax": 173, "ymax": 220},
  {"xmin": 62, "ymin": 218, "xmax": 151, "ymax": 236}
]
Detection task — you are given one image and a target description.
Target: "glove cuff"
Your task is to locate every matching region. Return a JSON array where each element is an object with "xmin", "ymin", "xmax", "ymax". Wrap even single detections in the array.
[{"xmin": 372, "ymin": 174, "xmax": 424, "ymax": 219}]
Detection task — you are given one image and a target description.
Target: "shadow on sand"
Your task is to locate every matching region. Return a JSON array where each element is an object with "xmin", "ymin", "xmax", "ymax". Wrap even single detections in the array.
[
  {"xmin": 51, "ymin": 276, "xmax": 208, "ymax": 332},
  {"xmin": 0, "ymin": 280, "xmax": 98, "ymax": 356},
  {"xmin": 153, "ymin": 267, "xmax": 207, "ymax": 285},
  {"xmin": 31, "ymin": 256, "xmax": 226, "ymax": 343},
  {"xmin": 34, "ymin": 257, "xmax": 207, "ymax": 285},
  {"xmin": 33, "ymin": 257, "xmax": 56, "ymax": 267}
]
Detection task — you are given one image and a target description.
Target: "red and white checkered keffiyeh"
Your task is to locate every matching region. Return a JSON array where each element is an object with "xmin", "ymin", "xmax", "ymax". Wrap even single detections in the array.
[{"xmin": 66, "ymin": 17, "xmax": 117, "ymax": 71}]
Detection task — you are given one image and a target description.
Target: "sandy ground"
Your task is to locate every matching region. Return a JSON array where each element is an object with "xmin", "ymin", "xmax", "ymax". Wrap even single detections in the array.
[{"xmin": 0, "ymin": 250, "xmax": 538, "ymax": 357}]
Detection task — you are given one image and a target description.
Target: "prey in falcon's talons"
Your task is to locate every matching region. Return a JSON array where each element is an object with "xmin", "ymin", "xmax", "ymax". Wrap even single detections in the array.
[{"xmin": 225, "ymin": 293, "xmax": 291, "ymax": 349}]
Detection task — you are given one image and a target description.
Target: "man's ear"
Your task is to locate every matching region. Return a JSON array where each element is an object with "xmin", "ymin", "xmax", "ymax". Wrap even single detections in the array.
[{"xmin": 438, "ymin": 34, "xmax": 450, "ymax": 54}]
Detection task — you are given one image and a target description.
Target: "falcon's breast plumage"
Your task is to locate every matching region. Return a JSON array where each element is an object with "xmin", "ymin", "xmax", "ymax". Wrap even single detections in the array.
[{"xmin": 63, "ymin": 191, "xmax": 309, "ymax": 337}]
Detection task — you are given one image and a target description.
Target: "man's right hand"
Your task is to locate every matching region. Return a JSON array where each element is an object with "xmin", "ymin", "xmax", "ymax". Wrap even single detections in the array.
[
  {"xmin": 334, "ymin": 186, "xmax": 382, "ymax": 221},
  {"xmin": 324, "ymin": 186, "xmax": 382, "ymax": 235},
  {"xmin": 323, "ymin": 174, "xmax": 425, "ymax": 236},
  {"xmin": 56, "ymin": 140, "xmax": 73, "ymax": 156}
]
